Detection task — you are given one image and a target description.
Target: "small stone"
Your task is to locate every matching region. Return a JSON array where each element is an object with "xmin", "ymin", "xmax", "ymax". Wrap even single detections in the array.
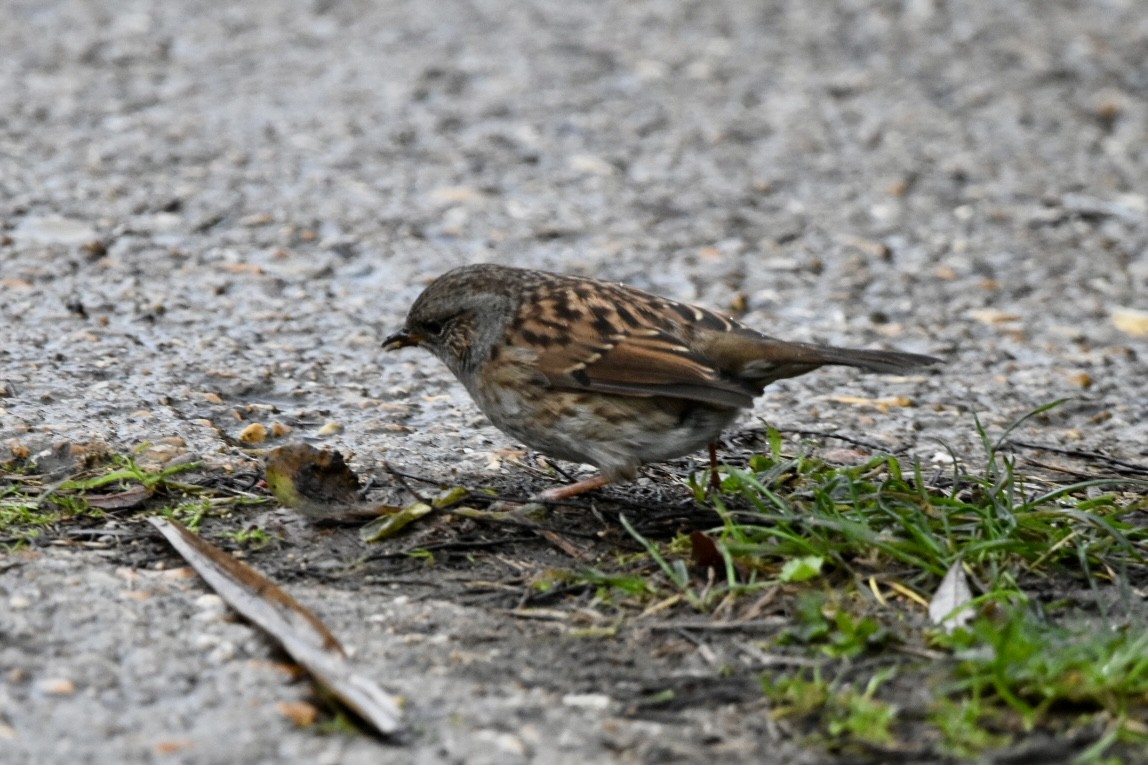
[
  {"xmin": 238, "ymin": 422, "xmax": 269, "ymax": 443},
  {"xmin": 194, "ymin": 594, "xmax": 227, "ymax": 619},
  {"xmin": 36, "ymin": 678, "xmax": 76, "ymax": 696},
  {"xmin": 561, "ymin": 693, "xmax": 612, "ymax": 710},
  {"xmin": 1112, "ymin": 307, "xmax": 1148, "ymax": 337},
  {"xmin": 269, "ymin": 421, "xmax": 293, "ymax": 438},
  {"xmin": 152, "ymin": 740, "xmax": 194, "ymax": 756},
  {"xmin": 276, "ymin": 701, "xmax": 319, "ymax": 727},
  {"xmin": 1067, "ymin": 371, "xmax": 1092, "ymax": 389}
]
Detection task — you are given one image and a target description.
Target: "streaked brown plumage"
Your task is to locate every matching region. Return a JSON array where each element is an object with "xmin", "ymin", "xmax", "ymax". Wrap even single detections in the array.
[{"xmin": 384, "ymin": 264, "xmax": 939, "ymax": 499}]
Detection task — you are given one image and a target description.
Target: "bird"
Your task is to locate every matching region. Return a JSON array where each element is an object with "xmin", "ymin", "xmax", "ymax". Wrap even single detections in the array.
[{"xmin": 384, "ymin": 264, "xmax": 939, "ymax": 501}]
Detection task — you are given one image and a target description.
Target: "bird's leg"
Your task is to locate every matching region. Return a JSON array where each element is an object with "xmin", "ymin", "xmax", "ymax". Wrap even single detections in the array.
[
  {"xmin": 534, "ymin": 473, "xmax": 611, "ymax": 502},
  {"xmin": 708, "ymin": 441, "xmax": 721, "ymax": 491}
]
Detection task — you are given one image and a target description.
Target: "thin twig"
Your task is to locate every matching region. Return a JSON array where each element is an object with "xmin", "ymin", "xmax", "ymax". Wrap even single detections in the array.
[
  {"xmin": 382, "ymin": 461, "xmax": 432, "ymax": 503},
  {"xmin": 772, "ymin": 427, "xmax": 898, "ymax": 454},
  {"xmin": 640, "ymin": 618, "xmax": 788, "ymax": 631},
  {"xmin": 1003, "ymin": 439, "xmax": 1148, "ymax": 476}
]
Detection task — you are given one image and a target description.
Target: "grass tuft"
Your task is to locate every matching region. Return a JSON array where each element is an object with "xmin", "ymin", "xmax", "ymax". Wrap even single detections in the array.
[{"xmin": 585, "ymin": 404, "xmax": 1148, "ymax": 758}]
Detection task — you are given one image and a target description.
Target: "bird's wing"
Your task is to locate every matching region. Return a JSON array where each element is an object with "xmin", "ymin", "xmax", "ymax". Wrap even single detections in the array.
[{"xmin": 507, "ymin": 278, "xmax": 757, "ymax": 409}]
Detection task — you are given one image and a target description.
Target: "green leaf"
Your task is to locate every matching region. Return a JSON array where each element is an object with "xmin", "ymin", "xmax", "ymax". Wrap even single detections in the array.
[{"xmin": 780, "ymin": 555, "xmax": 824, "ymax": 583}]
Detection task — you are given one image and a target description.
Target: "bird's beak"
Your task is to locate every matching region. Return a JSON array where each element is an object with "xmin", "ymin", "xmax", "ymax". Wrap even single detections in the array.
[{"xmin": 382, "ymin": 329, "xmax": 422, "ymax": 351}]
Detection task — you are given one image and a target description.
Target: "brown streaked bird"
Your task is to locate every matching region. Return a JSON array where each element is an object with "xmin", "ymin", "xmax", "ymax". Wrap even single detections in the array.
[{"xmin": 384, "ymin": 264, "xmax": 939, "ymax": 501}]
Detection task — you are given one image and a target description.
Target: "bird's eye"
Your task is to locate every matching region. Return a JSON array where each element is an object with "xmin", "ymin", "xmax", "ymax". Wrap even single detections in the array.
[{"xmin": 422, "ymin": 319, "xmax": 445, "ymax": 336}]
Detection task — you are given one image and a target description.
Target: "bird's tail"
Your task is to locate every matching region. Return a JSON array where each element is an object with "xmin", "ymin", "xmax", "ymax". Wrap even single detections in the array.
[
  {"xmin": 740, "ymin": 339, "xmax": 940, "ymax": 387},
  {"xmin": 806, "ymin": 344, "xmax": 941, "ymax": 374}
]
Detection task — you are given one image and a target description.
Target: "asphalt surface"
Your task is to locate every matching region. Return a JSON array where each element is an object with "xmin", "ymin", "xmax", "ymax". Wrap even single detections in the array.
[{"xmin": 2, "ymin": 0, "xmax": 1146, "ymax": 762}]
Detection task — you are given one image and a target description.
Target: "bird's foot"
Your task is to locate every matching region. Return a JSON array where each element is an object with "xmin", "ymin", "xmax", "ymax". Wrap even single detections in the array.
[{"xmin": 533, "ymin": 473, "xmax": 611, "ymax": 502}]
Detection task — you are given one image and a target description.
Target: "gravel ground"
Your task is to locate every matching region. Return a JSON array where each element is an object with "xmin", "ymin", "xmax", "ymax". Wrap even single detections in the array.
[{"xmin": 2, "ymin": 0, "xmax": 1146, "ymax": 762}]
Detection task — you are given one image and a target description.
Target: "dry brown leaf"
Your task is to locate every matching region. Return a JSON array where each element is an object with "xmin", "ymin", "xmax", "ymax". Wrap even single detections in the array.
[
  {"xmin": 689, "ymin": 531, "xmax": 722, "ymax": 570},
  {"xmin": 84, "ymin": 484, "xmax": 152, "ymax": 510},
  {"xmin": 264, "ymin": 443, "xmax": 394, "ymax": 521}
]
